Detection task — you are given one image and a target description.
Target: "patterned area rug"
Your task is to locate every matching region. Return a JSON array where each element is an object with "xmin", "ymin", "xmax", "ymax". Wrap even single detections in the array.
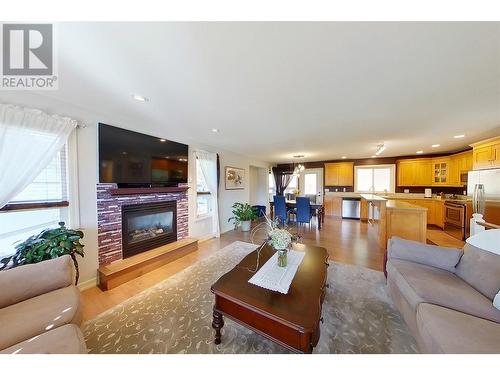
[{"xmin": 83, "ymin": 241, "xmax": 418, "ymax": 354}]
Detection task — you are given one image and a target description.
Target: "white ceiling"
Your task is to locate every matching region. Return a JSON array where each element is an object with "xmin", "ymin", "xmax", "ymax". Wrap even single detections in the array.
[{"xmin": 39, "ymin": 22, "xmax": 500, "ymax": 162}]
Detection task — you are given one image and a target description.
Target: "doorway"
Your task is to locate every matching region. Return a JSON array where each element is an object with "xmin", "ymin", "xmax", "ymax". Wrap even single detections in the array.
[{"xmin": 299, "ymin": 168, "xmax": 324, "ymax": 204}]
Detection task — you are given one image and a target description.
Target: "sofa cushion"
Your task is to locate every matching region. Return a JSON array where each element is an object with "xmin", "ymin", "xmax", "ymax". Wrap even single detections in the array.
[
  {"xmin": 455, "ymin": 243, "xmax": 500, "ymax": 300},
  {"xmin": 0, "ymin": 255, "xmax": 73, "ymax": 309},
  {"xmin": 0, "ymin": 285, "xmax": 81, "ymax": 351},
  {"xmin": 388, "ymin": 236, "xmax": 463, "ymax": 273},
  {"xmin": 0, "ymin": 324, "xmax": 87, "ymax": 354},
  {"xmin": 416, "ymin": 303, "xmax": 500, "ymax": 354},
  {"xmin": 387, "ymin": 259, "xmax": 500, "ymax": 324}
]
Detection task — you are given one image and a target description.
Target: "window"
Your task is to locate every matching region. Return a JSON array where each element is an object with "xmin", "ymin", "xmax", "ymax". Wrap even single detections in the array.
[
  {"xmin": 10, "ymin": 147, "xmax": 68, "ymax": 203},
  {"xmin": 269, "ymin": 172, "xmax": 275, "ymax": 200},
  {"xmin": 196, "ymin": 158, "xmax": 212, "ymax": 217},
  {"xmin": 284, "ymin": 175, "xmax": 299, "ymax": 194},
  {"xmin": 304, "ymin": 173, "xmax": 317, "ymax": 195},
  {"xmin": 0, "ymin": 145, "xmax": 71, "ymax": 258},
  {"xmin": 354, "ymin": 165, "xmax": 395, "ymax": 193}
]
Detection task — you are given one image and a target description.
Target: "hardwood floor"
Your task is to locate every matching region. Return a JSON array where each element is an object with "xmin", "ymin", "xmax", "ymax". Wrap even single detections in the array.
[{"xmin": 81, "ymin": 216, "xmax": 463, "ymax": 321}]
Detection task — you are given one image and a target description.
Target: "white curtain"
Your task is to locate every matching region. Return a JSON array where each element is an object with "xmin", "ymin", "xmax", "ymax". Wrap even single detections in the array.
[
  {"xmin": 0, "ymin": 103, "xmax": 77, "ymax": 209},
  {"xmin": 195, "ymin": 150, "xmax": 220, "ymax": 238}
]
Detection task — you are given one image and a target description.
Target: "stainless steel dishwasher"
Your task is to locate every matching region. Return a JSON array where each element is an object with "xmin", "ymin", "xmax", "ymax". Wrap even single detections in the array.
[{"xmin": 342, "ymin": 198, "xmax": 361, "ymax": 219}]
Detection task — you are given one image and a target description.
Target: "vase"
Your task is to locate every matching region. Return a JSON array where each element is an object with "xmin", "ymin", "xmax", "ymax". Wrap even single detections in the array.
[
  {"xmin": 240, "ymin": 220, "xmax": 251, "ymax": 232},
  {"xmin": 277, "ymin": 249, "xmax": 287, "ymax": 267}
]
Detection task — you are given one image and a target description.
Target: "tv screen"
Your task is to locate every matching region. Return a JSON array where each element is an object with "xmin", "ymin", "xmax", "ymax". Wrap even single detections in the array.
[{"xmin": 98, "ymin": 123, "xmax": 188, "ymax": 186}]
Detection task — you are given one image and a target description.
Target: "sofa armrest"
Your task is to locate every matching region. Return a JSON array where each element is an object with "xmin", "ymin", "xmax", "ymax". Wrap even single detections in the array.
[
  {"xmin": 388, "ymin": 237, "xmax": 463, "ymax": 273},
  {"xmin": 0, "ymin": 255, "xmax": 73, "ymax": 309}
]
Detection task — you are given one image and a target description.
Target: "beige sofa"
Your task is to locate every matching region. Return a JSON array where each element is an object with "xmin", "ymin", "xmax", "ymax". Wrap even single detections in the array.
[
  {"xmin": 387, "ymin": 236, "xmax": 500, "ymax": 353},
  {"xmin": 0, "ymin": 255, "xmax": 87, "ymax": 354}
]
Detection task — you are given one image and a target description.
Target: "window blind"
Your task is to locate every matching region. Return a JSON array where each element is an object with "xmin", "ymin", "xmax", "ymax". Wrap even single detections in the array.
[{"xmin": 10, "ymin": 145, "xmax": 68, "ymax": 203}]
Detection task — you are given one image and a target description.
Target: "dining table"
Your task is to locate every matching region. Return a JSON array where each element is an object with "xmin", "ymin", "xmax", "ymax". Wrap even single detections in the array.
[{"xmin": 269, "ymin": 199, "xmax": 325, "ymax": 230}]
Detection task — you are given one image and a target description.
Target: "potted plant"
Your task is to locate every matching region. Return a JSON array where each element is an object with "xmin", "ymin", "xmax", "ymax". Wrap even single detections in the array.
[
  {"xmin": 0, "ymin": 222, "xmax": 85, "ymax": 284},
  {"xmin": 228, "ymin": 203, "xmax": 258, "ymax": 232}
]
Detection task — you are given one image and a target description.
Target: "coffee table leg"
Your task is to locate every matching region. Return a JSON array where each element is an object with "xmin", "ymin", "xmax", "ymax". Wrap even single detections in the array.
[{"xmin": 212, "ymin": 308, "xmax": 224, "ymax": 345}]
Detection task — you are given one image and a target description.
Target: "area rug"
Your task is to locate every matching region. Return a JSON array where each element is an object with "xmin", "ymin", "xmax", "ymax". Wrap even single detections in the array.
[{"xmin": 83, "ymin": 241, "xmax": 418, "ymax": 354}]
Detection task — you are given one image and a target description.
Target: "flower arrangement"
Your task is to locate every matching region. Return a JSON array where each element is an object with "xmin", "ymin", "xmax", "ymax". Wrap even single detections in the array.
[
  {"xmin": 267, "ymin": 228, "xmax": 292, "ymax": 250},
  {"xmin": 248, "ymin": 215, "xmax": 300, "ymax": 268}
]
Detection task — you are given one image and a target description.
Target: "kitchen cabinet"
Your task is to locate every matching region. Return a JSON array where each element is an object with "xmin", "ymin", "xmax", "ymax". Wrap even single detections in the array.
[
  {"xmin": 471, "ymin": 136, "xmax": 500, "ymax": 170},
  {"xmin": 450, "ymin": 150, "xmax": 472, "ymax": 185},
  {"xmin": 453, "ymin": 150, "xmax": 473, "ymax": 173},
  {"xmin": 397, "ymin": 159, "xmax": 432, "ymax": 186},
  {"xmin": 324, "ymin": 196, "xmax": 343, "ymax": 217},
  {"xmin": 434, "ymin": 200, "xmax": 444, "ymax": 229},
  {"xmin": 397, "ymin": 153, "xmax": 472, "ymax": 188},
  {"xmin": 324, "ymin": 162, "xmax": 354, "ymax": 186},
  {"xmin": 432, "ymin": 157, "xmax": 452, "ymax": 185}
]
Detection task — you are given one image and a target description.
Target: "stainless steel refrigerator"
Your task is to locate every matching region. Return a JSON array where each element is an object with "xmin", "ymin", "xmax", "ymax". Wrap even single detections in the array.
[{"xmin": 467, "ymin": 169, "xmax": 500, "ymax": 226}]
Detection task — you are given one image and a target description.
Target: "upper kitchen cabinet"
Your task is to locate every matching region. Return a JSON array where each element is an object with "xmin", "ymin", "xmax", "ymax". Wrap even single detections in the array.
[
  {"xmin": 471, "ymin": 136, "xmax": 500, "ymax": 170},
  {"xmin": 324, "ymin": 162, "xmax": 354, "ymax": 186},
  {"xmin": 432, "ymin": 157, "xmax": 451, "ymax": 185},
  {"xmin": 450, "ymin": 150, "xmax": 473, "ymax": 183},
  {"xmin": 397, "ymin": 153, "xmax": 471, "ymax": 187},
  {"xmin": 397, "ymin": 159, "xmax": 432, "ymax": 186}
]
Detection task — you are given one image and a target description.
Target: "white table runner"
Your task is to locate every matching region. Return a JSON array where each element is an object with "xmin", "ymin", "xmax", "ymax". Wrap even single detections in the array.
[{"xmin": 248, "ymin": 250, "xmax": 305, "ymax": 294}]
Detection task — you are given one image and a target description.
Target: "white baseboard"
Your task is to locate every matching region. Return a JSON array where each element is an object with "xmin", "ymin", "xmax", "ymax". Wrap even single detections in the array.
[{"xmin": 77, "ymin": 277, "xmax": 97, "ymax": 291}]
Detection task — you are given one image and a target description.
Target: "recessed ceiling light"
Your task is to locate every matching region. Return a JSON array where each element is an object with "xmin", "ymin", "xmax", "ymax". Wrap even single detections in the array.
[
  {"xmin": 341, "ymin": 156, "xmax": 347, "ymax": 159},
  {"xmin": 431, "ymin": 144, "xmax": 440, "ymax": 148},
  {"xmin": 416, "ymin": 150, "xmax": 424, "ymax": 154},
  {"xmin": 454, "ymin": 134, "xmax": 465, "ymax": 139},
  {"xmin": 371, "ymin": 155, "xmax": 377, "ymax": 158},
  {"xmin": 132, "ymin": 94, "xmax": 148, "ymax": 102},
  {"xmin": 159, "ymin": 138, "xmax": 166, "ymax": 142},
  {"xmin": 211, "ymin": 128, "xmax": 219, "ymax": 133}
]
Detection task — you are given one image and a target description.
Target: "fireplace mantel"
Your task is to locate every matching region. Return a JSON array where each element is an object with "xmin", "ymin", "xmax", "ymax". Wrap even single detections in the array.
[{"xmin": 109, "ymin": 186, "xmax": 189, "ymax": 196}]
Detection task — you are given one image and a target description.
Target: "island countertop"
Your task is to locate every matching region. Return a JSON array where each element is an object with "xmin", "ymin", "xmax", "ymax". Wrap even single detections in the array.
[
  {"xmin": 359, "ymin": 193, "xmax": 387, "ymax": 202},
  {"xmin": 386, "ymin": 200, "xmax": 428, "ymax": 211}
]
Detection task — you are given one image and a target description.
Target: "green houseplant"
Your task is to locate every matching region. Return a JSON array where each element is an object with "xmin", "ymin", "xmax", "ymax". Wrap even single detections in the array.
[
  {"xmin": 228, "ymin": 203, "xmax": 258, "ymax": 232},
  {"xmin": 0, "ymin": 222, "xmax": 85, "ymax": 284}
]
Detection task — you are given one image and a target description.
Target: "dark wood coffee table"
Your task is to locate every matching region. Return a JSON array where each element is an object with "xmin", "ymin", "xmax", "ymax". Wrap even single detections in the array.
[{"xmin": 210, "ymin": 243, "xmax": 329, "ymax": 353}]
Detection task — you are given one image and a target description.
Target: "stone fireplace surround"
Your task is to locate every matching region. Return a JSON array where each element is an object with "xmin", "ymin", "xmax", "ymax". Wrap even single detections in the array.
[{"xmin": 97, "ymin": 183, "xmax": 188, "ymax": 265}]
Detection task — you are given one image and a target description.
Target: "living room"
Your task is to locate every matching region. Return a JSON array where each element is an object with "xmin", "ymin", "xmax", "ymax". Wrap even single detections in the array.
[{"xmin": 1, "ymin": 2, "xmax": 500, "ymax": 374}]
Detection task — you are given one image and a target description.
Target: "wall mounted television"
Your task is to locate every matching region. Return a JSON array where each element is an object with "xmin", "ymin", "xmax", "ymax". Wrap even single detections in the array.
[{"xmin": 98, "ymin": 123, "xmax": 189, "ymax": 187}]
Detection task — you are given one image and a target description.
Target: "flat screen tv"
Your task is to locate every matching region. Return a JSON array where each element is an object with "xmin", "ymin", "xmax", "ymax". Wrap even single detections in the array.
[{"xmin": 98, "ymin": 123, "xmax": 188, "ymax": 187}]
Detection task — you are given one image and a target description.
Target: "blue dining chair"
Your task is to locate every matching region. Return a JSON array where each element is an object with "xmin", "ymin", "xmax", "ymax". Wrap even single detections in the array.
[
  {"xmin": 296, "ymin": 196, "xmax": 313, "ymax": 230},
  {"xmin": 273, "ymin": 195, "xmax": 288, "ymax": 225}
]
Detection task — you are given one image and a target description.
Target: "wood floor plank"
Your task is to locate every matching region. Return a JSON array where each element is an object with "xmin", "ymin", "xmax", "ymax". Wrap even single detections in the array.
[{"xmin": 81, "ymin": 216, "xmax": 461, "ymax": 321}]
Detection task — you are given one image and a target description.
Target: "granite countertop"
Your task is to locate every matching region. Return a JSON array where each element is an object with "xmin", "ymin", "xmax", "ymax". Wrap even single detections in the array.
[
  {"xmin": 359, "ymin": 194, "xmax": 387, "ymax": 202},
  {"xmin": 324, "ymin": 192, "xmax": 361, "ymax": 198},
  {"xmin": 386, "ymin": 200, "xmax": 428, "ymax": 211}
]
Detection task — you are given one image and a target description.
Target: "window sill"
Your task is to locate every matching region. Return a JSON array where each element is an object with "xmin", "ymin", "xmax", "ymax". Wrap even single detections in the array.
[
  {"xmin": 194, "ymin": 214, "xmax": 213, "ymax": 222},
  {"xmin": 0, "ymin": 201, "xmax": 69, "ymax": 212}
]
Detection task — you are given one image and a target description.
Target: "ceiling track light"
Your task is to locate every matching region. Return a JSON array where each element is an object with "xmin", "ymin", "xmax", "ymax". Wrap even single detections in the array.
[{"xmin": 375, "ymin": 143, "xmax": 386, "ymax": 156}]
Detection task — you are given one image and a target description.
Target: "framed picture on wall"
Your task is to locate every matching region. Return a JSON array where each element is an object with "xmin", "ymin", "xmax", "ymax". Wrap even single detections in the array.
[{"xmin": 225, "ymin": 166, "xmax": 245, "ymax": 190}]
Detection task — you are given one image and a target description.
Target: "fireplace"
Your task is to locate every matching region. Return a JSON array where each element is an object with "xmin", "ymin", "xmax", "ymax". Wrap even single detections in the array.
[{"xmin": 122, "ymin": 201, "xmax": 177, "ymax": 258}]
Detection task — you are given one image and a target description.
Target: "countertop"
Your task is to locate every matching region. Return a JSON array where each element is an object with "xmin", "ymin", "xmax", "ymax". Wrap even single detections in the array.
[
  {"xmin": 386, "ymin": 200, "xmax": 428, "ymax": 211},
  {"xmin": 359, "ymin": 193, "xmax": 387, "ymax": 202},
  {"xmin": 325, "ymin": 191, "xmax": 472, "ymax": 202}
]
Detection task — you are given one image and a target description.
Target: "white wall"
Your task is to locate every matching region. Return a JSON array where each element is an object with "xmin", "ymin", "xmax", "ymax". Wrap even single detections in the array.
[
  {"xmin": 0, "ymin": 92, "xmax": 270, "ymax": 285},
  {"xmin": 249, "ymin": 166, "xmax": 270, "ymax": 207}
]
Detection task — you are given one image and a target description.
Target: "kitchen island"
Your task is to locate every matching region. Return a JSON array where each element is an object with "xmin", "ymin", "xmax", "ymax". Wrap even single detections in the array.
[{"xmin": 360, "ymin": 194, "xmax": 427, "ymax": 249}]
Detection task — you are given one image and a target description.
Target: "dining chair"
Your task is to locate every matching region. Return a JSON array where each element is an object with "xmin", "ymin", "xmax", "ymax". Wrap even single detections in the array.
[
  {"xmin": 296, "ymin": 196, "xmax": 313, "ymax": 231},
  {"xmin": 273, "ymin": 195, "xmax": 288, "ymax": 225}
]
